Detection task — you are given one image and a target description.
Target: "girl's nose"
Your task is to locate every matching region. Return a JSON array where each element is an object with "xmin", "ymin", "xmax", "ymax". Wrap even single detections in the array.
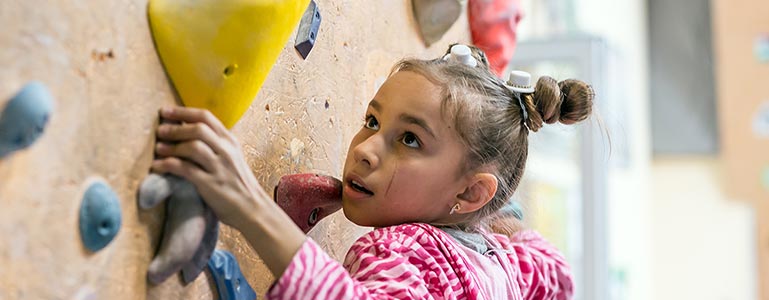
[{"xmin": 352, "ymin": 134, "xmax": 382, "ymax": 169}]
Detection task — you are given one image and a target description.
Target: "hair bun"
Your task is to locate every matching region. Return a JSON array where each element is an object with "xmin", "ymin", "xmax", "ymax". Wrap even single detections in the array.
[
  {"xmin": 523, "ymin": 77, "xmax": 594, "ymax": 131},
  {"xmin": 557, "ymin": 79, "xmax": 594, "ymax": 124}
]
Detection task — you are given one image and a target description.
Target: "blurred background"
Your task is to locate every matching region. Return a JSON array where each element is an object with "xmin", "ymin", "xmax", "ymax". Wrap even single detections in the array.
[{"xmin": 511, "ymin": 0, "xmax": 767, "ymax": 299}]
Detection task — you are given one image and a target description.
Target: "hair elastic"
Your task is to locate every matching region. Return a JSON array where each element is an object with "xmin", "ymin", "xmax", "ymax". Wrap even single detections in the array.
[{"xmin": 512, "ymin": 93, "xmax": 529, "ymax": 129}]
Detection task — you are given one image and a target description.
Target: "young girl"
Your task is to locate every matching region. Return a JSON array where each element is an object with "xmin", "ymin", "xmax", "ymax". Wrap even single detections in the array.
[{"xmin": 151, "ymin": 44, "xmax": 593, "ymax": 299}]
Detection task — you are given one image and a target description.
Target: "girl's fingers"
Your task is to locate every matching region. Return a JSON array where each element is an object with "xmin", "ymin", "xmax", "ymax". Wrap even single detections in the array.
[
  {"xmin": 155, "ymin": 141, "xmax": 218, "ymax": 173},
  {"xmin": 151, "ymin": 156, "xmax": 211, "ymax": 186},
  {"xmin": 159, "ymin": 106, "xmax": 230, "ymax": 138},
  {"xmin": 156, "ymin": 122, "xmax": 227, "ymax": 155}
]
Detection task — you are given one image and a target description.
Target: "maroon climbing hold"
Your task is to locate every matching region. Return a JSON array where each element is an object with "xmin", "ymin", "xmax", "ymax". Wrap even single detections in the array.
[
  {"xmin": 274, "ymin": 173, "xmax": 342, "ymax": 233},
  {"xmin": 468, "ymin": 0, "xmax": 523, "ymax": 77}
]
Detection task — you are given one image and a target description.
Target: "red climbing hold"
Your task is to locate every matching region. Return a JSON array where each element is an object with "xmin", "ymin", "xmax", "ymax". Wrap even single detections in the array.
[
  {"xmin": 468, "ymin": 0, "xmax": 523, "ymax": 77},
  {"xmin": 274, "ymin": 173, "xmax": 342, "ymax": 233}
]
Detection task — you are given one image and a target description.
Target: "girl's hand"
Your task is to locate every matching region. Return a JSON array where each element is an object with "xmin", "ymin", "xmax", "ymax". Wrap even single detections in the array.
[
  {"xmin": 151, "ymin": 106, "xmax": 269, "ymax": 230},
  {"xmin": 151, "ymin": 106, "xmax": 307, "ymax": 278}
]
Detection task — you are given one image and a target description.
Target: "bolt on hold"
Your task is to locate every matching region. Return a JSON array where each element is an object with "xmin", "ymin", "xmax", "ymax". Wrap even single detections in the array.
[{"xmin": 294, "ymin": 0, "xmax": 322, "ymax": 59}]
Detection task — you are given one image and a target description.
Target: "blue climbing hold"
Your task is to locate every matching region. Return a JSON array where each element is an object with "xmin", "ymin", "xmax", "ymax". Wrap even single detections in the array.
[
  {"xmin": 79, "ymin": 181, "xmax": 122, "ymax": 252},
  {"xmin": 509, "ymin": 200, "xmax": 524, "ymax": 221},
  {"xmin": 498, "ymin": 199, "xmax": 524, "ymax": 221},
  {"xmin": 0, "ymin": 81, "xmax": 53, "ymax": 158},
  {"xmin": 208, "ymin": 249, "xmax": 257, "ymax": 300}
]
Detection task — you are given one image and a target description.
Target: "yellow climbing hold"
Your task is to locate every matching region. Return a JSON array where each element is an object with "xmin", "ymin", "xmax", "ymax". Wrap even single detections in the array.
[{"xmin": 149, "ymin": 0, "xmax": 310, "ymax": 128}]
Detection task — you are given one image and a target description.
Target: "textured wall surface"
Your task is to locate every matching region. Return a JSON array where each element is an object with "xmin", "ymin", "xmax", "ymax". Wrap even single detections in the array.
[
  {"xmin": 712, "ymin": 0, "xmax": 769, "ymax": 298},
  {"xmin": 0, "ymin": 0, "xmax": 469, "ymax": 298}
]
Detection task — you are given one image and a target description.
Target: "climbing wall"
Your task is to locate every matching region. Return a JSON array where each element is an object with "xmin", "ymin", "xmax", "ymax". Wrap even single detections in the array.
[
  {"xmin": 712, "ymin": 0, "xmax": 769, "ymax": 298},
  {"xmin": 0, "ymin": 0, "xmax": 470, "ymax": 298}
]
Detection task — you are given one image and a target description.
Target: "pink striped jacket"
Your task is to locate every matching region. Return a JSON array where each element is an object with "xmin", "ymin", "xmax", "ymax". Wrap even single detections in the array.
[{"xmin": 266, "ymin": 223, "xmax": 573, "ymax": 299}]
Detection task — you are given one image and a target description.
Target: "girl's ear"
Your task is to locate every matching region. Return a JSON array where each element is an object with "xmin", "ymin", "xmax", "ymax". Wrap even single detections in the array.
[{"xmin": 456, "ymin": 173, "xmax": 498, "ymax": 213}]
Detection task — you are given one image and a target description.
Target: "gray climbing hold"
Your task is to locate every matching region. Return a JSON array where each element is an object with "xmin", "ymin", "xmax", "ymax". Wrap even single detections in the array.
[
  {"xmin": 0, "ymin": 81, "xmax": 53, "ymax": 158},
  {"xmin": 140, "ymin": 174, "xmax": 219, "ymax": 285},
  {"xmin": 138, "ymin": 173, "xmax": 174, "ymax": 209},
  {"xmin": 181, "ymin": 209, "xmax": 219, "ymax": 284},
  {"xmin": 79, "ymin": 180, "xmax": 122, "ymax": 252},
  {"xmin": 294, "ymin": 0, "xmax": 321, "ymax": 59},
  {"xmin": 412, "ymin": 0, "xmax": 462, "ymax": 46}
]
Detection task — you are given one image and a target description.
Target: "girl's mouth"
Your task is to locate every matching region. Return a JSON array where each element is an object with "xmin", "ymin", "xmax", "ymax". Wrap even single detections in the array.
[{"xmin": 350, "ymin": 179, "xmax": 374, "ymax": 195}]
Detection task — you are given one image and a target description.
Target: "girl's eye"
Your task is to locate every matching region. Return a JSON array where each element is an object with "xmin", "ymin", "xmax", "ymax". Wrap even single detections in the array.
[
  {"xmin": 364, "ymin": 115, "xmax": 379, "ymax": 130},
  {"xmin": 401, "ymin": 132, "xmax": 421, "ymax": 148}
]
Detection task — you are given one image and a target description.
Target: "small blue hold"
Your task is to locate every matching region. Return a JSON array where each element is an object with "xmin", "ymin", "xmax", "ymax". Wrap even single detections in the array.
[
  {"xmin": 208, "ymin": 249, "xmax": 257, "ymax": 300},
  {"xmin": 0, "ymin": 81, "xmax": 53, "ymax": 158},
  {"xmin": 79, "ymin": 181, "xmax": 122, "ymax": 252}
]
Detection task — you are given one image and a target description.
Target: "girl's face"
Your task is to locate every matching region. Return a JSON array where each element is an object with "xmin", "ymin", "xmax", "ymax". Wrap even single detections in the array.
[{"xmin": 342, "ymin": 71, "xmax": 470, "ymax": 227}]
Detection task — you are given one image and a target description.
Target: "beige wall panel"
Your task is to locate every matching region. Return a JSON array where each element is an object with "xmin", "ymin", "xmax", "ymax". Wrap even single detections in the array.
[
  {"xmin": 712, "ymin": 0, "xmax": 769, "ymax": 298},
  {"xmin": 712, "ymin": 0, "xmax": 769, "ymax": 202}
]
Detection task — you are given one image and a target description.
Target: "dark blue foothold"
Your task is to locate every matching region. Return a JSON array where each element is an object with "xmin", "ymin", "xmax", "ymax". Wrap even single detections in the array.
[
  {"xmin": 208, "ymin": 249, "xmax": 257, "ymax": 300},
  {"xmin": 294, "ymin": 0, "xmax": 322, "ymax": 59},
  {"xmin": 0, "ymin": 81, "xmax": 53, "ymax": 158},
  {"xmin": 79, "ymin": 181, "xmax": 122, "ymax": 252}
]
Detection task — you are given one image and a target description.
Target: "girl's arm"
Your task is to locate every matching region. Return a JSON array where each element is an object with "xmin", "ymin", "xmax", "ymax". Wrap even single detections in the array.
[
  {"xmin": 151, "ymin": 106, "xmax": 306, "ymax": 279},
  {"xmin": 267, "ymin": 225, "xmax": 455, "ymax": 300},
  {"xmin": 503, "ymin": 230, "xmax": 575, "ymax": 299},
  {"xmin": 151, "ymin": 107, "xmax": 454, "ymax": 299}
]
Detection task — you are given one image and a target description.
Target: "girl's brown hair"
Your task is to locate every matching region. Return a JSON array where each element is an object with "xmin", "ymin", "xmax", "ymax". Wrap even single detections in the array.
[{"xmin": 391, "ymin": 44, "xmax": 595, "ymax": 235}]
